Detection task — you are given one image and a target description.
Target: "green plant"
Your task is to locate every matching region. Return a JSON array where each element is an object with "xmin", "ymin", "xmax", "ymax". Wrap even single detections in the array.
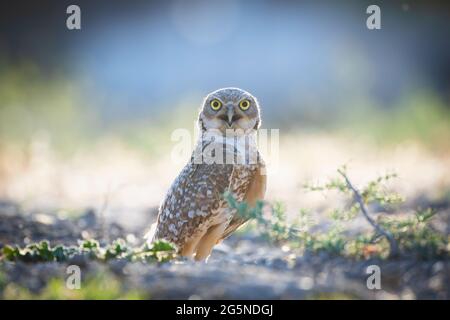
[
  {"xmin": 224, "ymin": 191, "xmax": 296, "ymax": 243},
  {"xmin": 1, "ymin": 239, "xmax": 177, "ymax": 264},
  {"xmin": 379, "ymin": 208, "xmax": 448, "ymax": 259},
  {"xmin": 225, "ymin": 167, "xmax": 448, "ymax": 260}
]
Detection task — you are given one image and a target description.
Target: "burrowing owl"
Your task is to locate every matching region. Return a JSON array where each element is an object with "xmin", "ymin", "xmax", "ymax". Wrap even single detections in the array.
[{"xmin": 150, "ymin": 88, "xmax": 266, "ymax": 261}]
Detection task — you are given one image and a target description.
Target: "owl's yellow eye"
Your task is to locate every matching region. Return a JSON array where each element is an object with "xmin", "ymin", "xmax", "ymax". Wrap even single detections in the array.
[
  {"xmin": 239, "ymin": 99, "xmax": 251, "ymax": 110},
  {"xmin": 210, "ymin": 99, "xmax": 222, "ymax": 111}
]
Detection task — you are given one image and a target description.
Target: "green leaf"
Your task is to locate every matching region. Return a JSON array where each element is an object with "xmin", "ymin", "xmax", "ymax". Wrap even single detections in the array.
[
  {"xmin": 149, "ymin": 240, "xmax": 176, "ymax": 252},
  {"xmin": 2, "ymin": 245, "xmax": 20, "ymax": 260}
]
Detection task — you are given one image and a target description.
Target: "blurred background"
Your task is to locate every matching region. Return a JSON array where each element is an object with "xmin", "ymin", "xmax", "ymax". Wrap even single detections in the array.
[{"xmin": 0, "ymin": 0, "xmax": 449, "ymax": 231}]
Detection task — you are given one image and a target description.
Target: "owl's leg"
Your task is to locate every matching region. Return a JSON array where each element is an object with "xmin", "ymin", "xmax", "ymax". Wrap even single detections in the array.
[
  {"xmin": 180, "ymin": 230, "xmax": 206, "ymax": 258},
  {"xmin": 194, "ymin": 222, "xmax": 227, "ymax": 261}
]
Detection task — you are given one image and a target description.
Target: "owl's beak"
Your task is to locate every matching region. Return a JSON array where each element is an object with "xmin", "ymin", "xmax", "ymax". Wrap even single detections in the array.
[
  {"xmin": 226, "ymin": 107, "xmax": 234, "ymax": 126},
  {"xmin": 218, "ymin": 105, "xmax": 242, "ymax": 127}
]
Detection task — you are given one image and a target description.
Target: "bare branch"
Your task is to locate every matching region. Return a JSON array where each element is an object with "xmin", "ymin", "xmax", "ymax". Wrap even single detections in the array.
[{"xmin": 338, "ymin": 169, "xmax": 399, "ymax": 258}]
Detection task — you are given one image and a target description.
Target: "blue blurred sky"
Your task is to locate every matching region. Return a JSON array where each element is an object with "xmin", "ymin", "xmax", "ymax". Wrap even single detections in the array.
[{"xmin": 1, "ymin": 0, "xmax": 449, "ymax": 122}]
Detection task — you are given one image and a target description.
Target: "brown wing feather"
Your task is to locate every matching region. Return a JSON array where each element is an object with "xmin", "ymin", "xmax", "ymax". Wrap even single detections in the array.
[
  {"xmin": 153, "ymin": 158, "xmax": 234, "ymax": 249},
  {"xmin": 219, "ymin": 163, "xmax": 267, "ymax": 241}
]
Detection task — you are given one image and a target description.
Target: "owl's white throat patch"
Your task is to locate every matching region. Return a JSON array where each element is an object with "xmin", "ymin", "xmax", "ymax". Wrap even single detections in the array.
[{"xmin": 193, "ymin": 129, "xmax": 259, "ymax": 165}]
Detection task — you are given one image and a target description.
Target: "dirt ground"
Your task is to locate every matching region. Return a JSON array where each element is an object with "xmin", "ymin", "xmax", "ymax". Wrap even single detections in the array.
[
  {"xmin": 0, "ymin": 201, "xmax": 448, "ymax": 299},
  {"xmin": 0, "ymin": 134, "xmax": 449, "ymax": 299}
]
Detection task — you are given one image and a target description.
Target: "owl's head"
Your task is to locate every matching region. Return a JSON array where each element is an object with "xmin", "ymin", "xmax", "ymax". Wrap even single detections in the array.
[{"xmin": 198, "ymin": 87, "xmax": 261, "ymax": 133}]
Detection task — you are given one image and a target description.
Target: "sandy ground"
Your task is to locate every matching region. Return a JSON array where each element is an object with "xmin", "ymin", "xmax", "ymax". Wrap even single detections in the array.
[{"xmin": 1, "ymin": 133, "xmax": 449, "ymax": 231}]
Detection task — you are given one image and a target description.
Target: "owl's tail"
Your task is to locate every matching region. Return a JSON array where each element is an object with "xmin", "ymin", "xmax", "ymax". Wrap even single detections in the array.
[{"xmin": 143, "ymin": 222, "xmax": 158, "ymax": 244}]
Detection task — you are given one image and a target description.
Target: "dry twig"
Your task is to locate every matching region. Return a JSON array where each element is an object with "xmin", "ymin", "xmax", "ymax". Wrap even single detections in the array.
[{"xmin": 338, "ymin": 169, "xmax": 399, "ymax": 258}]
